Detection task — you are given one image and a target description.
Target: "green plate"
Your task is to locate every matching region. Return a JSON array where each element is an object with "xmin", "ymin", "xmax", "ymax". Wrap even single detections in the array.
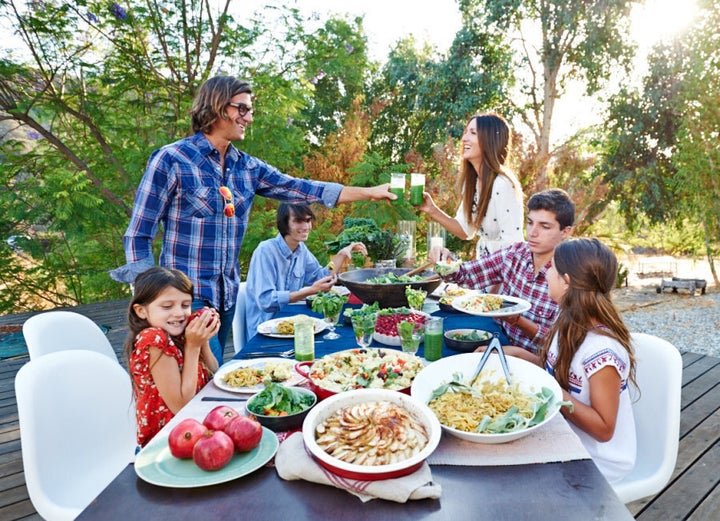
[{"xmin": 134, "ymin": 426, "xmax": 279, "ymax": 488}]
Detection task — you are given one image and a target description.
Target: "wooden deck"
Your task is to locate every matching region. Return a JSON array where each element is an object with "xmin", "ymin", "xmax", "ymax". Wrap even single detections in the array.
[{"xmin": 1, "ymin": 299, "xmax": 718, "ymax": 520}]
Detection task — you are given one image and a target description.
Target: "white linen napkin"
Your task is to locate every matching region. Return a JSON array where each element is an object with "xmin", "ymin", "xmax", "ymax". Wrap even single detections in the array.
[{"xmin": 275, "ymin": 432, "xmax": 442, "ymax": 503}]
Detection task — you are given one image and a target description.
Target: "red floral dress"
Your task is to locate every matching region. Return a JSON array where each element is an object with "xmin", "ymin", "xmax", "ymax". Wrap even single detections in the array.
[{"xmin": 130, "ymin": 327, "xmax": 211, "ymax": 447}]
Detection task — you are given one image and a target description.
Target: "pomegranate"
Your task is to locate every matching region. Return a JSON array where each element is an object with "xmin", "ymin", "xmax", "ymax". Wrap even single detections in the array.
[
  {"xmin": 168, "ymin": 418, "xmax": 207, "ymax": 459},
  {"xmin": 224, "ymin": 415, "xmax": 263, "ymax": 452},
  {"xmin": 203, "ymin": 405, "xmax": 240, "ymax": 431},
  {"xmin": 187, "ymin": 307, "xmax": 216, "ymax": 327},
  {"xmin": 192, "ymin": 430, "xmax": 235, "ymax": 471}
]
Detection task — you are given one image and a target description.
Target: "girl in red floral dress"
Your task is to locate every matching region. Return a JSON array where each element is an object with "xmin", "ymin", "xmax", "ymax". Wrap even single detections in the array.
[{"xmin": 124, "ymin": 267, "xmax": 220, "ymax": 447}]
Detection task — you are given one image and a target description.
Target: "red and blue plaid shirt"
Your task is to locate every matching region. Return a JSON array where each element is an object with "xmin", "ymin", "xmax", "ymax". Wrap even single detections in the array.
[
  {"xmin": 447, "ymin": 242, "xmax": 558, "ymax": 353},
  {"xmin": 119, "ymin": 132, "xmax": 342, "ymax": 311}
]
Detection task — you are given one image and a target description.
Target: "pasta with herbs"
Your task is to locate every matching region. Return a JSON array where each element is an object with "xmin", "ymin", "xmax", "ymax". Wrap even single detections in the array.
[
  {"xmin": 221, "ymin": 361, "xmax": 292, "ymax": 388},
  {"xmin": 428, "ymin": 378, "xmax": 539, "ymax": 433}
]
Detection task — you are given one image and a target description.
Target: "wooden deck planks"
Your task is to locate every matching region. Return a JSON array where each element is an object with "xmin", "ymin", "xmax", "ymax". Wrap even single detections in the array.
[{"xmin": 1, "ymin": 299, "xmax": 719, "ymax": 520}]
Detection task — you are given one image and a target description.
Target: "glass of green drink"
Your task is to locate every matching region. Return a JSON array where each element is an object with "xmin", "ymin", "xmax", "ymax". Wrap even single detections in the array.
[{"xmin": 410, "ymin": 173, "xmax": 425, "ymax": 206}]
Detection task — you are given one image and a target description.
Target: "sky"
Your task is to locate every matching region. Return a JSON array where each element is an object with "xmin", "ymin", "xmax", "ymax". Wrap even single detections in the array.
[{"xmin": 242, "ymin": 0, "xmax": 699, "ymax": 140}]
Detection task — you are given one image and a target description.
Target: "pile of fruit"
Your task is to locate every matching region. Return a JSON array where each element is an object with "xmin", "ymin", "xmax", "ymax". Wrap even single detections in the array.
[
  {"xmin": 374, "ymin": 307, "xmax": 428, "ymax": 338},
  {"xmin": 168, "ymin": 406, "xmax": 262, "ymax": 471}
]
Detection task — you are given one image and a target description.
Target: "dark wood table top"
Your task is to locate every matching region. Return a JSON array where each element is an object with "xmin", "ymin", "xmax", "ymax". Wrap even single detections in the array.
[
  {"xmin": 77, "ymin": 302, "xmax": 632, "ymax": 521},
  {"xmin": 78, "ymin": 459, "xmax": 632, "ymax": 521}
]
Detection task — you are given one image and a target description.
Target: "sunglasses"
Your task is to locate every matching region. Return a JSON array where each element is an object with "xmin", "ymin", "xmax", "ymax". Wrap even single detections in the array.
[
  {"xmin": 226, "ymin": 102, "xmax": 254, "ymax": 118},
  {"xmin": 219, "ymin": 186, "xmax": 235, "ymax": 217}
]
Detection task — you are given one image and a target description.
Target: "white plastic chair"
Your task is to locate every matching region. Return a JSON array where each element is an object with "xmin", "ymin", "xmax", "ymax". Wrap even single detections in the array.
[
  {"xmin": 15, "ymin": 350, "xmax": 137, "ymax": 521},
  {"xmin": 232, "ymin": 281, "xmax": 247, "ymax": 353},
  {"xmin": 612, "ymin": 332, "xmax": 682, "ymax": 503},
  {"xmin": 22, "ymin": 310, "xmax": 117, "ymax": 361}
]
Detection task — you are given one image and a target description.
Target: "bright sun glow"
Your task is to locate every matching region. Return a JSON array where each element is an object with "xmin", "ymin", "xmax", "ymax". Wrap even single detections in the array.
[{"xmin": 630, "ymin": 0, "xmax": 700, "ymax": 49}]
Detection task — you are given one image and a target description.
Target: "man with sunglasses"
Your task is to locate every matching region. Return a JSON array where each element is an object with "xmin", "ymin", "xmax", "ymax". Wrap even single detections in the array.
[
  {"xmin": 111, "ymin": 75, "xmax": 395, "ymax": 365},
  {"xmin": 244, "ymin": 203, "xmax": 366, "ymax": 341}
]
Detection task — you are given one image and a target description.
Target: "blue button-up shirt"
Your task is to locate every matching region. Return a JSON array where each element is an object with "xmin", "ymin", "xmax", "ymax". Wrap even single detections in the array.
[
  {"xmin": 116, "ymin": 132, "xmax": 342, "ymax": 311},
  {"xmin": 245, "ymin": 234, "xmax": 330, "ymax": 340}
]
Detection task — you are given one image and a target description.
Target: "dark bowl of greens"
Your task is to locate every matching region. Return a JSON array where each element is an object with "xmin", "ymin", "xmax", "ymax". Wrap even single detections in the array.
[
  {"xmin": 444, "ymin": 329, "xmax": 493, "ymax": 352},
  {"xmin": 246, "ymin": 383, "xmax": 317, "ymax": 432},
  {"xmin": 338, "ymin": 268, "xmax": 442, "ymax": 308}
]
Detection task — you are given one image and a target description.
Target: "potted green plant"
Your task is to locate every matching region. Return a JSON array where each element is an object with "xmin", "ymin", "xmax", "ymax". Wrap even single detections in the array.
[{"xmin": 325, "ymin": 218, "xmax": 409, "ymax": 266}]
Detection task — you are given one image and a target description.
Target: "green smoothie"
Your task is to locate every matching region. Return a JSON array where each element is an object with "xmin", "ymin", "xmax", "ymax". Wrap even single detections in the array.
[
  {"xmin": 423, "ymin": 332, "xmax": 443, "ymax": 361},
  {"xmin": 410, "ymin": 184, "xmax": 424, "ymax": 206},
  {"xmin": 294, "ymin": 351, "xmax": 314, "ymax": 362},
  {"xmin": 390, "ymin": 187, "xmax": 405, "ymax": 200}
]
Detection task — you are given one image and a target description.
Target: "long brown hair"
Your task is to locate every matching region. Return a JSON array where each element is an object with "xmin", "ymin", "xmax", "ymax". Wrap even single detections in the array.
[
  {"xmin": 190, "ymin": 76, "xmax": 253, "ymax": 134},
  {"xmin": 123, "ymin": 266, "xmax": 194, "ymax": 368},
  {"xmin": 539, "ymin": 238, "xmax": 637, "ymax": 391},
  {"xmin": 459, "ymin": 113, "xmax": 521, "ymax": 228}
]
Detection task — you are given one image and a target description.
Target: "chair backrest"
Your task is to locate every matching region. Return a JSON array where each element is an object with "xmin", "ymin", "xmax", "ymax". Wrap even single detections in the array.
[
  {"xmin": 23, "ymin": 310, "xmax": 117, "ymax": 361},
  {"xmin": 15, "ymin": 350, "xmax": 137, "ymax": 521},
  {"xmin": 232, "ymin": 281, "xmax": 247, "ymax": 353},
  {"xmin": 612, "ymin": 332, "xmax": 682, "ymax": 504}
]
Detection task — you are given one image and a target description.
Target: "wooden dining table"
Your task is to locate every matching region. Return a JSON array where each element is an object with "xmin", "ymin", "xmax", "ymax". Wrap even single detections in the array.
[{"xmin": 77, "ymin": 299, "xmax": 634, "ymax": 521}]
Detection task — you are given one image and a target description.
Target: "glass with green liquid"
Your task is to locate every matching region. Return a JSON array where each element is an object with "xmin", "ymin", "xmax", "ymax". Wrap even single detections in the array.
[
  {"xmin": 390, "ymin": 173, "xmax": 406, "ymax": 200},
  {"xmin": 410, "ymin": 173, "xmax": 425, "ymax": 206},
  {"xmin": 294, "ymin": 317, "xmax": 315, "ymax": 361},
  {"xmin": 423, "ymin": 317, "xmax": 444, "ymax": 362}
]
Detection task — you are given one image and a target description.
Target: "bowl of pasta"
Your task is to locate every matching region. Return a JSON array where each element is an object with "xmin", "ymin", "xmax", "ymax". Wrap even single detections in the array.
[
  {"xmin": 302, "ymin": 388, "xmax": 441, "ymax": 480},
  {"xmin": 410, "ymin": 352, "xmax": 564, "ymax": 444}
]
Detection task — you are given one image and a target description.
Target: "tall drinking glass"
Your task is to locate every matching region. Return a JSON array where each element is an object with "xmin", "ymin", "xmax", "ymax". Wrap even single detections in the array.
[
  {"xmin": 410, "ymin": 173, "xmax": 426, "ymax": 206},
  {"xmin": 390, "ymin": 173, "xmax": 406, "ymax": 200},
  {"xmin": 424, "ymin": 317, "xmax": 444, "ymax": 361}
]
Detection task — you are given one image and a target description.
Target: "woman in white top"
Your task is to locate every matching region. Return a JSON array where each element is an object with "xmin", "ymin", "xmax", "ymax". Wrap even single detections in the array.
[{"xmin": 420, "ymin": 113, "xmax": 524, "ymax": 259}]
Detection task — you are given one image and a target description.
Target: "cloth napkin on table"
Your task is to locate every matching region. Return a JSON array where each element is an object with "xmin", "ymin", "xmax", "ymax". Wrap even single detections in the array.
[{"xmin": 275, "ymin": 432, "xmax": 442, "ymax": 503}]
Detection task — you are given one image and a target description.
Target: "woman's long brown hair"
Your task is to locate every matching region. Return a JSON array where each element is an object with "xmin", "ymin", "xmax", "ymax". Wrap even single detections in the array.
[
  {"xmin": 459, "ymin": 113, "xmax": 521, "ymax": 229},
  {"xmin": 539, "ymin": 238, "xmax": 637, "ymax": 391}
]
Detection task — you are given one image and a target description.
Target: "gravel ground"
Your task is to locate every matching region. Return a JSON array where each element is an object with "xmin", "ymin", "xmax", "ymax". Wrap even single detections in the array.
[{"xmin": 615, "ymin": 287, "xmax": 720, "ymax": 357}]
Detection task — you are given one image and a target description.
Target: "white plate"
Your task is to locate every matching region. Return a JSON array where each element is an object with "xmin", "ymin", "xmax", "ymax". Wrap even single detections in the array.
[
  {"xmin": 213, "ymin": 358, "xmax": 305, "ymax": 394},
  {"xmin": 135, "ymin": 427, "xmax": 278, "ymax": 488},
  {"xmin": 451, "ymin": 294, "xmax": 531, "ymax": 317},
  {"xmin": 410, "ymin": 352, "xmax": 562, "ymax": 444},
  {"xmin": 373, "ymin": 309, "xmax": 431, "ymax": 346},
  {"xmin": 257, "ymin": 316, "xmax": 328, "ymax": 338}
]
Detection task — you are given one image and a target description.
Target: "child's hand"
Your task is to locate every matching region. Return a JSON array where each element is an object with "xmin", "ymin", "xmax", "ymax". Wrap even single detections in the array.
[{"xmin": 185, "ymin": 308, "xmax": 220, "ymax": 347}]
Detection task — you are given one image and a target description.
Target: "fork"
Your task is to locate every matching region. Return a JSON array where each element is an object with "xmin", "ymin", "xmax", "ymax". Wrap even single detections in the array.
[{"xmin": 242, "ymin": 348, "xmax": 295, "ymax": 359}]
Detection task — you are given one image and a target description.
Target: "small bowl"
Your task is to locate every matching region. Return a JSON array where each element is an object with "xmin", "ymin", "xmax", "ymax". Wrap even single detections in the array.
[
  {"xmin": 444, "ymin": 329, "xmax": 492, "ymax": 352},
  {"xmin": 246, "ymin": 387, "xmax": 317, "ymax": 432}
]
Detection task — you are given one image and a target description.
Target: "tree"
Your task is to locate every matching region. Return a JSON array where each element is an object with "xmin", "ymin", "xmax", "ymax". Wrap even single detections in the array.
[
  {"xmin": 673, "ymin": 0, "xmax": 720, "ymax": 284},
  {"xmin": 0, "ymin": 1, "xmax": 374, "ymax": 313},
  {"xmin": 471, "ymin": 0, "xmax": 639, "ymax": 191}
]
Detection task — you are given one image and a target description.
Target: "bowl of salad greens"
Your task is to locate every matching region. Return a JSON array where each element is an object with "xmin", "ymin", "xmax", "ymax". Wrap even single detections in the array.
[
  {"xmin": 444, "ymin": 329, "xmax": 493, "ymax": 352},
  {"xmin": 246, "ymin": 383, "xmax": 317, "ymax": 432},
  {"xmin": 338, "ymin": 268, "xmax": 442, "ymax": 308}
]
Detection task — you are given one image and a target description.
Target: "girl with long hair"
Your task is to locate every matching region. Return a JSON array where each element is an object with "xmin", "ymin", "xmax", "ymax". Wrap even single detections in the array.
[
  {"xmin": 124, "ymin": 266, "xmax": 219, "ymax": 447},
  {"xmin": 420, "ymin": 112, "xmax": 524, "ymax": 259}
]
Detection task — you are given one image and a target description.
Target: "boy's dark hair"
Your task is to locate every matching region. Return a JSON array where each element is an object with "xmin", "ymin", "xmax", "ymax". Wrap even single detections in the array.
[
  {"xmin": 527, "ymin": 188, "xmax": 575, "ymax": 229},
  {"xmin": 277, "ymin": 203, "xmax": 316, "ymax": 237}
]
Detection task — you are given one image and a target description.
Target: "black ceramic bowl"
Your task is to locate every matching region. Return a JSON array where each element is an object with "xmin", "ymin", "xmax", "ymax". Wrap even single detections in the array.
[
  {"xmin": 245, "ymin": 387, "xmax": 317, "ymax": 432},
  {"xmin": 444, "ymin": 329, "xmax": 493, "ymax": 352},
  {"xmin": 338, "ymin": 268, "xmax": 442, "ymax": 308}
]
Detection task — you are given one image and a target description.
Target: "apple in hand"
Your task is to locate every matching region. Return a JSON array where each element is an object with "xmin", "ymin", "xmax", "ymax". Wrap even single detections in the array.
[
  {"xmin": 168, "ymin": 418, "xmax": 207, "ymax": 459},
  {"xmin": 192, "ymin": 430, "xmax": 235, "ymax": 471},
  {"xmin": 225, "ymin": 415, "xmax": 263, "ymax": 452},
  {"xmin": 203, "ymin": 405, "xmax": 240, "ymax": 431}
]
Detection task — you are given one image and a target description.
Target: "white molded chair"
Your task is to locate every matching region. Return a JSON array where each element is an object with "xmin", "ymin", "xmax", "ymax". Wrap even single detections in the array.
[
  {"xmin": 232, "ymin": 281, "xmax": 247, "ymax": 353},
  {"xmin": 22, "ymin": 310, "xmax": 117, "ymax": 361},
  {"xmin": 15, "ymin": 350, "xmax": 137, "ymax": 521},
  {"xmin": 612, "ymin": 332, "xmax": 682, "ymax": 504}
]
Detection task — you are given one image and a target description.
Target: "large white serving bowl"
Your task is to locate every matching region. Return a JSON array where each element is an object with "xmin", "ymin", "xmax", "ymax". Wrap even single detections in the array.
[
  {"xmin": 302, "ymin": 389, "xmax": 442, "ymax": 480},
  {"xmin": 411, "ymin": 352, "xmax": 563, "ymax": 444}
]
